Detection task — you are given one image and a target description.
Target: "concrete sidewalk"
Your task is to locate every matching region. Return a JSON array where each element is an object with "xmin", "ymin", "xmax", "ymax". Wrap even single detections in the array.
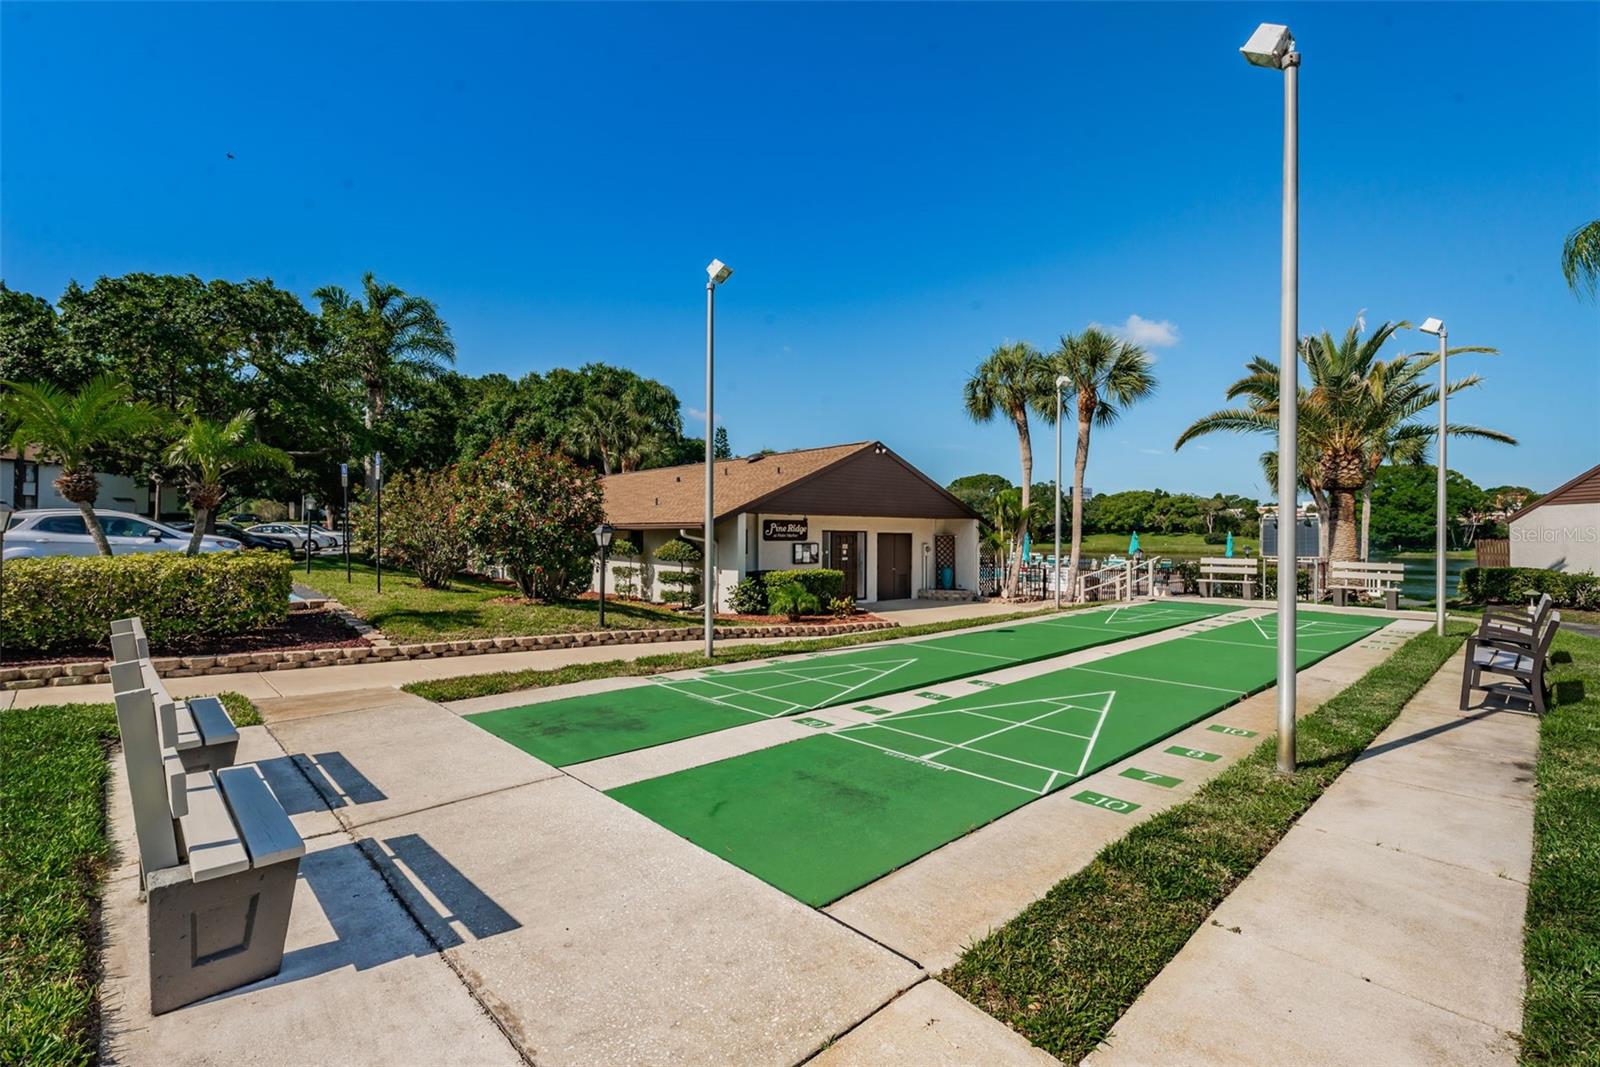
[{"xmin": 1088, "ymin": 648, "xmax": 1537, "ymax": 1067}]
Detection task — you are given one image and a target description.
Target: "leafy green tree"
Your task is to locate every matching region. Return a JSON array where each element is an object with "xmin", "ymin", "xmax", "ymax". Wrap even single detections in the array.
[
  {"xmin": 946, "ymin": 473, "xmax": 1013, "ymax": 522},
  {"xmin": 713, "ymin": 426, "xmax": 732, "ymax": 460},
  {"xmin": 314, "ymin": 273, "xmax": 455, "ymax": 488},
  {"xmin": 349, "ymin": 467, "xmax": 470, "ymax": 588},
  {"xmin": 455, "ymin": 440, "xmax": 605, "ymax": 599},
  {"xmin": 0, "ymin": 283, "xmax": 93, "ymax": 392},
  {"xmin": 1176, "ymin": 317, "xmax": 1515, "ymax": 562},
  {"xmin": 1562, "ymin": 219, "xmax": 1600, "ymax": 299},
  {"xmin": 1368, "ymin": 465, "xmax": 1487, "ymax": 551},
  {"xmin": 964, "ymin": 341, "xmax": 1054, "ymax": 596},
  {"xmin": 1, "ymin": 376, "xmax": 162, "ymax": 555},
  {"xmin": 1050, "ymin": 327, "xmax": 1157, "ymax": 582},
  {"xmin": 165, "ymin": 411, "xmax": 295, "ymax": 555}
]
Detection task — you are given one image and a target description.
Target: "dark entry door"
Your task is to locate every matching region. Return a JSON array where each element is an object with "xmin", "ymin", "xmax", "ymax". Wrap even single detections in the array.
[
  {"xmin": 826, "ymin": 531, "xmax": 861, "ymax": 600},
  {"xmin": 877, "ymin": 533, "xmax": 913, "ymax": 600}
]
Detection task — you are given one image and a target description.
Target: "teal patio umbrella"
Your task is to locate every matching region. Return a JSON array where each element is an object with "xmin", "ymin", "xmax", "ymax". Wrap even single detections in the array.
[
  {"xmin": 1128, "ymin": 531, "xmax": 1141, "ymax": 555},
  {"xmin": 1225, "ymin": 531, "xmax": 1235, "ymax": 558},
  {"xmin": 1022, "ymin": 532, "xmax": 1032, "ymax": 563}
]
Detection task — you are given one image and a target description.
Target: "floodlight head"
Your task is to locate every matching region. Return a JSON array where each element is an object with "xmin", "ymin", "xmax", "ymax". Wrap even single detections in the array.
[
  {"xmin": 1241, "ymin": 23, "xmax": 1295, "ymax": 69},
  {"xmin": 706, "ymin": 259, "xmax": 733, "ymax": 285},
  {"xmin": 1419, "ymin": 317, "xmax": 1446, "ymax": 336},
  {"xmin": 593, "ymin": 522, "xmax": 614, "ymax": 549},
  {"xmin": 1056, "ymin": 374, "xmax": 1070, "ymax": 388}
]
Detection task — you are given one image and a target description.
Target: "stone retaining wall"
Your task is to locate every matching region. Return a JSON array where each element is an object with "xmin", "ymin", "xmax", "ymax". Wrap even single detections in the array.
[{"xmin": 0, "ymin": 618, "xmax": 898, "ymax": 690}]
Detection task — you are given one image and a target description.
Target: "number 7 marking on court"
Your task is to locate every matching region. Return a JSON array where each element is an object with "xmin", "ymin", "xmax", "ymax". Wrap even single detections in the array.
[{"xmin": 1119, "ymin": 767, "xmax": 1182, "ymax": 788}]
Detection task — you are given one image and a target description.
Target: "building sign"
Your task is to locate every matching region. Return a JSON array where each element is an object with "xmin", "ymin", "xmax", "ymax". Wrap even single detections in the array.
[{"xmin": 762, "ymin": 518, "xmax": 808, "ymax": 541}]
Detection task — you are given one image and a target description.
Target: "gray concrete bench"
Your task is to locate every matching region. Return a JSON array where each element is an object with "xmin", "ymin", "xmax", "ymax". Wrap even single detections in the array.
[
  {"xmin": 111, "ymin": 621, "xmax": 303, "ymax": 1014},
  {"xmin": 111, "ymin": 617, "xmax": 239, "ymax": 773},
  {"xmin": 1199, "ymin": 557, "xmax": 1257, "ymax": 599},
  {"xmin": 1328, "ymin": 560, "xmax": 1405, "ymax": 611},
  {"xmin": 1460, "ymin": 609, "xmax": 1561, "ymax": 715}
]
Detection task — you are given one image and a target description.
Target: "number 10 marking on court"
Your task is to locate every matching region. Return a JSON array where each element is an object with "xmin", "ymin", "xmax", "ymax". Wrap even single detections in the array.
[
  {"xmin": 1072, "ymin": 790, "xmax": 1141, "ymax": 814},
  {"xmin": 1207, "ymin": 724, "xmax": 1258, "ymax": 737}
]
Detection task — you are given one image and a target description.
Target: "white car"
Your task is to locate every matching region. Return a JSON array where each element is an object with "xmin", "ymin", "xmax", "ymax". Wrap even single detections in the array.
[
  {"xmin": 247, "ymin": 522, "xmax": 336, "ymax": 552},
  {"xmin": 2, "ymin": 509, "xmax": 241, "ymax": 559}
]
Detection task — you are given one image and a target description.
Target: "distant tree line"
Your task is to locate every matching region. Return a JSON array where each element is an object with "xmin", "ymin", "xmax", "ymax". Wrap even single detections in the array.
[{"xmin": 947, "ymin": 473, "xmax": 1259, "ymax": 542}]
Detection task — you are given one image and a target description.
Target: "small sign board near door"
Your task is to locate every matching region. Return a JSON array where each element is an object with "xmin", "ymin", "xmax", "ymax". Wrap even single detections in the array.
[
  {"xmin": 877, "ymin": 533, "xmax": 913, "ymax": 600},
  {"xmin": 762, "ymin": 519, "xmax": 808, "ymax": 541}
]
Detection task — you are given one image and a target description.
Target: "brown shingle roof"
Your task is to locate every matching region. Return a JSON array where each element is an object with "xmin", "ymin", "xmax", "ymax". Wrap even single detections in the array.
[
  {"xmin": 1509, "ymin": 463, "xmax": 1600, "ymax": 522},
  {"xmin": 603, "ymin": 442, "xmax": 874, "ymax": 528}
]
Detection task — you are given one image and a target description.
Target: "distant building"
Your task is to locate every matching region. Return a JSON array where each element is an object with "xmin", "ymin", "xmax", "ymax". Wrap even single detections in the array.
[
  {"xmin": 1, "ymin": 448, "xmax": 149, "ymax": 513},
  {"xmin": 599, "ymin": 441, "xmax": 984, "ymax": 606},
  {"xmin": 1509, "ymin": 463, "xmax": 1600, "ymax": 573}
]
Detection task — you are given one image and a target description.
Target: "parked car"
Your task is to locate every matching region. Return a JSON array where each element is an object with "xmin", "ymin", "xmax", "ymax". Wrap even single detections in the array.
[
  {"xmin": 1, "ymin": 509, "xmax": 241, "ymax": 559},
  {"xmin": 246, "ymin": 522, "xmax": 336, "ymax": 553},
  {"xmin": 310, "ymin": 523, "xmax": 346, "ymax": 549},
  {"xmin": 229, "ymin": 512, "xmax": 262, "ymax": 525},
  {"xmin": 170, "ymin": 520, "xmax": 295, "ymax": 553}
]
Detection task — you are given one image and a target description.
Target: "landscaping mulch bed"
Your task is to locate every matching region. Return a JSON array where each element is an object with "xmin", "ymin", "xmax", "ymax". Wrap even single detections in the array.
[{"xmin": 1, "ymin": 610, "xmax": 367, "ymax": 667}]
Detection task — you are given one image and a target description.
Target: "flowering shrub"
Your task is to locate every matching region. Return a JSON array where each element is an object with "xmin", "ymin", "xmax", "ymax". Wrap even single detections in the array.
[
  {"xmin": 351, "ymin": 468, "xmax": 470, "ymax": 589},
  {"xmin": 455, "ymin": 441, "xmax": 605, "ymax": 600}
]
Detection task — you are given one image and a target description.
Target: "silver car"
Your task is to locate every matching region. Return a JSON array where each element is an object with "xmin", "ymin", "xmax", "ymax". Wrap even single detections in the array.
[
  {"xmin": 2, "ymin": 509, "xmax": 241, "ymax": 559},
  {"xmin": 247, "ymin": 522, "xmax": 335, "ymax": 552}
]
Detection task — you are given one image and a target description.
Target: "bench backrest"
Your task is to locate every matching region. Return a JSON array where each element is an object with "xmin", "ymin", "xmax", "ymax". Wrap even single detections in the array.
[
  {"xmin": 114, "ymin": 686, "xmax": 183, "ymax": 875},
  {"xmin": 110, "ymin": 616, "xmax": 150, "ymax": 663}
]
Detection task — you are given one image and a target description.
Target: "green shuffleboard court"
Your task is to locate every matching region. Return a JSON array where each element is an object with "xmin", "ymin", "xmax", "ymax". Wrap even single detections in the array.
[
  {"xmin": 467, "ymin": 601, "xmax": 1230, "ymax": 766},
  {"xmin": 608, "ymin": 609, "xmax": 1391, "ymax": 905}
]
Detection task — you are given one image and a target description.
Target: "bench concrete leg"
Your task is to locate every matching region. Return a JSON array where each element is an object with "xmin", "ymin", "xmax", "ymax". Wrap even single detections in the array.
[
  {"xmin": 146, "ymin": 858, "xmax": 299, "ymax": 1015},
  {"xmin": 1385, "ymin": 590, "xmax": 1400, "ymax": 611},
  {"xmin": 173, "ymin": 739, "xmax": 240, "ymax": 775},
  {"xmin": 1331, "ymin": 588, "xmax": 1347, "ymax": 608}
]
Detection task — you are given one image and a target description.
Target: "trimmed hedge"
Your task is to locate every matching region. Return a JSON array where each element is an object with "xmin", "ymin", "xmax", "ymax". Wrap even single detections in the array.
[
  {"xmin": 1460, "ymin": 566, "xmax": 1600, "ymax": 609},
  {"xmin": 1, "ymin": 552, "xmax": 292, "ymax": 654},
  {"xmin": 764, "ymin": 568, "xmax": 845, "ymax": 603}
]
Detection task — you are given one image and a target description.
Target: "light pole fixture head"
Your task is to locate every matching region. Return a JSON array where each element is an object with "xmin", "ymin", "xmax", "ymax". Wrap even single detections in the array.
[
  {"xmin": 1056, "ymin": 374, "xmax": 1070, "ymax": 390},
  {"xmin": 706, "ymin": 259, "xmax": 733, "ymax": 285},
  {"xmin": 593, "ymin": 522, "xmax": 615, "ymax": 549},
  {"xmin": 1241, "ymin": 23, "xmax": 1295, "ymax": 69},
  {"xmin": 1419, "ymin": 317, "xmax": 1446, "ymax": 336}
]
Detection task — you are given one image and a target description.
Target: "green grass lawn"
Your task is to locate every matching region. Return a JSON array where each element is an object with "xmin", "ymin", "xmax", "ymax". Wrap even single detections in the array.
[
  {"xmin": 300, "ymin": 557, "xmax": 751, "ymax": 642},
  {"xmin": 1032, "ymin": 532, "xmax": 1259, "ymax": 556},
  {"xmin": 942, "ymin": 623, "xmax": 1469, "ymax": 1063},
  {"xmin": 1521, "ymin": 628, "xmax": 1600, "ymax": 1064},
  {"xmin": 0, "ymin": 694, "xmax": 258, "ymax": 1066}
]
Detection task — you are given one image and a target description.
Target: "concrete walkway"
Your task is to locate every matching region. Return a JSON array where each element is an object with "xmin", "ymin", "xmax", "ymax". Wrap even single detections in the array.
[{"xmin": 1088, "ymin": 649, "xmax": 1537, "ymax": 1067}]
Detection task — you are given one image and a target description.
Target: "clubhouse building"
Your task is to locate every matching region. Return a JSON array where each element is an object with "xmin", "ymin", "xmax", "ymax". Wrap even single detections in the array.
[{"xmin": 599, "ymin": 441, "xmax": 983, "ymax": 607}]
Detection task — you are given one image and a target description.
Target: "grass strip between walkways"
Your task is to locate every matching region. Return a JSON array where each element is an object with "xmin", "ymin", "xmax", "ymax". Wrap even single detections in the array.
[
  {"xmin": 609, "ymin": 611, "xmax": 1390, "ymax": 906},
  {"xmin": 405, "ymin": 605, "xmax": 1101, "ymax": 703},
  {"xmin": 1520, "ymin": 629, "xmax": 1600, "ymax": 1065},
  {"xmin": 938, "ymin": 625, "xmax": 1469, "ymax": 1063},
  {"xmin": 465, "ymin": 602, "xmax": 1230, "ymax": 767},
  {"xmin": 0, "ymin": 694, "xmax": 259, "ymax": 1067}
]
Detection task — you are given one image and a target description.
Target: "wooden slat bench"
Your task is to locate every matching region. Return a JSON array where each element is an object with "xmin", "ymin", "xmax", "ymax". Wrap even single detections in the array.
[
  {"xmin": 1459, "ymin": 609, "xmax": 1561, "ymax": 715},
  {"xmin": 111, "ymin": 617, "xmax": 238, "ymax": 773},
  {"xmin": 1199, "ymin": 557, "xmax": 1258, "ymax": 599},
  {"xmin": 1328, "ymin": 560, "xmax": 1406, "ymax": 611},
  {"xmin": 114, "ymin": 665, "xmax": 303, "ymax": 1013}
]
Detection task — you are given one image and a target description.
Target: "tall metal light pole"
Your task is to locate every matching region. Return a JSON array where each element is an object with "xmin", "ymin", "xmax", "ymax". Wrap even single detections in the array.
[
  {"xmin": 1054, "ymin": 374, "xmax": 1068, "ymax": 610},
  {"xmin": 1420, "ymin": 317, "xmax": 1448, "ymax": 635},
  {"xmin": 1243, "ymin": 22, "xmax": 1300, "ymax": 775},
  {"xmin": 704, "ymin": 259, "xmax": 733, "ymax": 658},
  {"xmin": 0, "ymin": 501, "xmax": 11, "ymax": 666}
]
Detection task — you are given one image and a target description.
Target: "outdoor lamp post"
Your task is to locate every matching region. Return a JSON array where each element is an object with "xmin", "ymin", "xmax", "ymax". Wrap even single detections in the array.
[
  {"xmin": 374, "ymin": 451, "xmax": 384, "ymax": 595},
  {"xmin": 704, "ymin": 258, "xmax": 733, "ymax": 658},
  {"xmin": 594, "ymin": 522, "xmax": 614, "ymax": 628},
  {"xmin": 1420, "ymin": 317, "xmax": 1449, "ymax": 636},
  {"xmin": 1242, "ymin": 21, "xmax": 1301, "ymax": 775},
  {"xmin": 0, "ymin": 500, "xmax": 11, "ymax": 666},
  {"xmin": 340, "ymin": 462, "xmax": 351, "ymax": 583},
  {"xmin": 1054, "ymin": 373, "xmax": 1069, "ymax": 610}
]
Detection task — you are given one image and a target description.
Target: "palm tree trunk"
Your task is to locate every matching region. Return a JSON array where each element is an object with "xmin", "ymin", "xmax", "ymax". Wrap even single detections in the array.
[
  {"xmin": 186, "ymin": 507, "xmax": 209, "ymax": 556},
  {"xmin": 1008, "ymin": 411, "xmax": 1033, "ymax": 598},
  {"xmin": 1326, "ymin": 486, "xmax": 1361, "ymax": 562},
  {"xmin": 363, "ymin": 386, "xmax": 384, "ymax": 492},
  {"xmin": 1068, "ymin": 411, "xmax": 1092, "ymax": 603},
  {"xmin": 75, "ymin": 499, "xmax": 114, "ymax": 557},
  {"xmin": 1360, "ymin": 486, "xmax": 1372, "ymax": 561}
]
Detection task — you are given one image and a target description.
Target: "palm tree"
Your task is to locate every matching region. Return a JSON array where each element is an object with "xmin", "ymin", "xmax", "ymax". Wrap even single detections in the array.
[
  {"xmin": 1176, "ymin": 318, "xmax": 1516, "ymax": 563},
  {"xmin": 1562, "ymin": 220, "xmax": 1600, "ymax": 299},
  {"xmin": 166, "ymin": 411, "xmax": 294, "ymax": 555},
  {"xmin": 964, "ymin": 342, "xmax": 1053, "ymax": 596},
  {"xmin": 0, "ymin": 376, "xmax": 160, "ymax": 556},
  {"xmin": 568, "ymin": 394, "xmax": 624, "ymax": 475},
  {"xmin": 1050, "ymin": 328, "xmax": 1157, "ymax": 596},
  {"xmin": 313, "ymin": 273, "xmax": 455, "ymax": 489}
]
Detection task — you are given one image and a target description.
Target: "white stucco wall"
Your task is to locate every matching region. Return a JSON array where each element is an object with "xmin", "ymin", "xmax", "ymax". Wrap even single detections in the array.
[
  {"xmin": 1510, "ymin": 502, "xmax": 1600, "ymax": 573},
  {"xmin": 1, "ymin": 459, "xmax": 147, "ymax": 512},
  {"xmin": 593, "ymin": 513, "xmax": 981, "ymax": 606}
]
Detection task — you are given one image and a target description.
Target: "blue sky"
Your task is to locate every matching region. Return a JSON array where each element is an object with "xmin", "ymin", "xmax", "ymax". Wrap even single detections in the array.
[{"xmin": 3, "ymin": 2, "xmax": 1596, "ymax": 499}]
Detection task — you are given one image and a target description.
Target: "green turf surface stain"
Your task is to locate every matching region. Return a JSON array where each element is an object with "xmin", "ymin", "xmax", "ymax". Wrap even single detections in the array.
[
  {"xmin": 1120, "ymin": 767, "xmax": 1183, "ymax": 788},
  {"xmin": 1072, "ymin": 790, "xmax": 1141, "ymax": 813},
  {"xmin": 1207, "ymin": 724, "xmax": 1258, "ymax": 737},
  {"xmin": 1165, "ymin": 745, "xmax": 1222, "ymax": 762},
  {"xmin": 469, "ymin": 601, "xmax": 1231, "ymax": 767},
  {"xmin": 609, "ymin": 609, "xmax": 1390, "ymax": 905}
]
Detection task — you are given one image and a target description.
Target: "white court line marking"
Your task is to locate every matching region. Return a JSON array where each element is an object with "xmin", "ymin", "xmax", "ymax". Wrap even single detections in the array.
[
  {"xmin": 656, "ymin": 658, "xmax": 915, "ymax": 718},
  {"xmin": 1182, "ymin": 636, "xmax": 1360, "ymax": 653},
  {"xmin": 873, "ymin": 706, "xmax": 1098, "ymax": 742},
  {"xmin": 920, "ymin": 699, "xmax": 1101, "ymax": 761},
  {"xmin": 829, "ymin": 732, "xmax": 1041, "ymax": 795},
  {"xmin": 844, "ymin": 721, "xmax": 1067, "ymax": 777},
  {"xmin": 1065, "ymin": 666, "xmax": 1245, "ymax": 695},
  {"xmin": 916, "ymin": 643, "xmax": 1018, "ymax": 662}
]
